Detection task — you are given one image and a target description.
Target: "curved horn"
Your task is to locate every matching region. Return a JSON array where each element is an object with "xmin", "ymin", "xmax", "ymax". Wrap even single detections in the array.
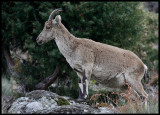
[{"xmin": 48, "ymin": 8, "xmax": 62, "ymax": 21}]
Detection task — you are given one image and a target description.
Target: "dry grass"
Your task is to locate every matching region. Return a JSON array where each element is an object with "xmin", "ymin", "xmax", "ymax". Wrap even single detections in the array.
[{"xmin": 89, "ymin": 81, "xmax": 159, "ymax": 113}]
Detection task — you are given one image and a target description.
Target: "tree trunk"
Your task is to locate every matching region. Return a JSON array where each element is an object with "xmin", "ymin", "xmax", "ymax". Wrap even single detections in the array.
[
  {"xmin": 35, "ymin": 66, "xmax": 60, "ymax": 90},
  {"xmin": 2, "ymin": 44, "xmax": 25, "ymax": 94},
  {"xmin": 2, "ymin": 44, "xmax": 18, "ymax": 76}
]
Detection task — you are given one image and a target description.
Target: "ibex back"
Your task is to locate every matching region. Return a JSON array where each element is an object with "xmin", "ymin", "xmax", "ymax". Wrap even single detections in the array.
[{"xmin": 36, "ymin": 8, "xmax": 148, "ymax": 109}]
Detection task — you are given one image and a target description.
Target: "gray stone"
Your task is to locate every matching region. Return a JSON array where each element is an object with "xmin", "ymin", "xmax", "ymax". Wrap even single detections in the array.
[
  {"xmin": 8, "ymin": 97, "xmax": 34, "ymax": 114},
  {"xmin": 96, "ymin": 107, "xmax": 118, "ymax": 114},
  {"xmin": 25, "ymin": 90, "xmax": 59, "ymax": 100},
  {"xmin": 26, "ymin": 102, "xmax": 43, "ymax": 113},
  {"xmin": 8, "ymin": 90, "xmax": 118, "ymax": 114},
  {"xmin": 2, "ymin": 95, "xmax": 15, "ymax": 114},
  {"xmin": 37, "ymin": 104, "xmax": 96, "ymax": 114}
]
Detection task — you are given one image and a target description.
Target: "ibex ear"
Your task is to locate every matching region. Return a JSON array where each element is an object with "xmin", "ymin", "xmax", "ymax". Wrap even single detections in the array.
[{"xmin": 55, "ymin": 15, "xmax": 61, "ymax": 24}]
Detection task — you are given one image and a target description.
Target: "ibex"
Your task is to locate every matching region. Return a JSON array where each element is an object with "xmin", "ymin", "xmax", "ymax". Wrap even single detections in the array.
[{"xmin": 36, "ymin": 8, "xmax": 148, "ymax": 108}]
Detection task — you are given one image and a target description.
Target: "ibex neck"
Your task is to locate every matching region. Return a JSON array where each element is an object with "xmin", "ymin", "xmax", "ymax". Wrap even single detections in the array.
[{"xmin": 54, "ymin": 23, "xmax": 77, "ymax": 58}]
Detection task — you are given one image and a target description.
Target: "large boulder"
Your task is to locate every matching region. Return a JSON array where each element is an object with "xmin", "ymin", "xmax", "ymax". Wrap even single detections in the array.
[{"xmin": 8, "ymin": 90, "xmax": 118, "ymax": 114}]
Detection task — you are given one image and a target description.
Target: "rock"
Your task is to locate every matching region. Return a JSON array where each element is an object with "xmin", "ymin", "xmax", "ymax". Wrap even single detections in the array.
[
  {"xmin": 25, "ymin": 90, "xmax": 59, "ymax": 100},
  {"xmin": 8, "ymin": 90, "xmax": 118, "ymax": 114},
  {"xmin": 8, "ymin": 97, "xmax": 34, "ymax": 113},
  {"xmin": 2, "ymin": 95, "xmax": 15, "ymax": 114},
  {"xmin": 26, "ymin": 102, "xmax": 43, "ymax": 113},
  {"xmin": 96, "ymin": 107, "xmax": 118, "ymax": 114},
  {"xmin": 37, "ymin": 104, "xmax": 96, "ymax": 114}
]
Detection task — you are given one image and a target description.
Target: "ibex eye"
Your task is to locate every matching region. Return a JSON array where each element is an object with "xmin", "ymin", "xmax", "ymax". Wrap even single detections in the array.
[{"xmin": 46, "ymin": 26, "xmax": 51, "ymax": 29}]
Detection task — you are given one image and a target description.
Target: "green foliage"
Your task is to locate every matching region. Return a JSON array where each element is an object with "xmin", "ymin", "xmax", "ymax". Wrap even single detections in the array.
[
  {"xmin": 2, "ymin": 75, "xmax": 25, "ymax": 98},
  {"xmin": 132, "ymin": 9, "xmax": 158, "ymax": 80},
  {"xmin": 2, "ymin": 75, "xmax": 14, "ymax": 96},
  {"xmin": 48, "ymin": 70, "xmax": 79, "ymax": 99},
  {"xmin": 50, "ymin": 86, "xmax": 78, "ymax": 99},
  {"xmin": 62, "ymin": 2, "xmax": 145, "ymax": 50},
  {"xmin": 150, "ymin": 77, "xmax": 158, "ymax": 87},
  {"xmin": 2, "ymin": 2, "xmax": 158, "ymax": 98}
]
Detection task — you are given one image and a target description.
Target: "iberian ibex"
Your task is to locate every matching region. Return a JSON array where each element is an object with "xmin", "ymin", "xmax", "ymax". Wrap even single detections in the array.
[{"xmin": 36, "ymin": 8, "xmax": 148, "ymax": 108}]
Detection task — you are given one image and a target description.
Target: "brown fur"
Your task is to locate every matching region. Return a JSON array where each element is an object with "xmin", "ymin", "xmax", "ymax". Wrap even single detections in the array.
[{"xmin": 37, "ymin": 12, "xmax": 148, "ymax": 109}]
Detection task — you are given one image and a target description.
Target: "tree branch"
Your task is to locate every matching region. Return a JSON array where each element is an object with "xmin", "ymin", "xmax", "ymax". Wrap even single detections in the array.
[{"xmin": 35, "ymin": 66, "xmax": 60, "ymax": 90}]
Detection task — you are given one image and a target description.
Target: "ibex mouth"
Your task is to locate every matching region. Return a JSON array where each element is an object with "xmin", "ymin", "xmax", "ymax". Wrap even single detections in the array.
[{"xmin": 37, "ymin": 40, "xmax": 43, "ymax": 45}]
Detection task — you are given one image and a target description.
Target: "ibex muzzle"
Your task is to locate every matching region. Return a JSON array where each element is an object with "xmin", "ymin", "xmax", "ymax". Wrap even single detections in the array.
[{"xmin": 36, "ymin": 8, "xmax": 62, "ymax": 45}]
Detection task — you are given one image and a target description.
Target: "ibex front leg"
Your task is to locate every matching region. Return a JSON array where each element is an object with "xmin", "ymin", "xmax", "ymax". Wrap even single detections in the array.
[
  {"xmin": 77, "ymin": 75, "xmax": 84, "ymax": 101},
  {"xmin": 76, "ymin": 67, "xmax": 92, "ymax": 102},
  {"xmin": 76, "ymin": 72, "xmax": 87, "ymax": 102}
]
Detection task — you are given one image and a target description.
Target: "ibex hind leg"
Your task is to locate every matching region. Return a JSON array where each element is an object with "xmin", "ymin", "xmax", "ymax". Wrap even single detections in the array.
[
  {"xmin": 125, "ymin": 73, "xmax": 148, "ymax": 110},
  {"xmin": 129, "ymin": 81, "xmax": 148, "ymax": 111}
]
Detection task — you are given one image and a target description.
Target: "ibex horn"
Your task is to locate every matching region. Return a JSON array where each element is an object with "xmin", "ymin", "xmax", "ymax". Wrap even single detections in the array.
[{"xmin": 48, "ymin": 8, "xmax": 63, "ymax": 21}]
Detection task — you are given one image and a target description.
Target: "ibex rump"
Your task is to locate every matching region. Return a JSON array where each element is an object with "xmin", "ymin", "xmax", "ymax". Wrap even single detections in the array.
[{"xmin": 36, "ymin": 8, "xmax": 148, "ymax": 108}]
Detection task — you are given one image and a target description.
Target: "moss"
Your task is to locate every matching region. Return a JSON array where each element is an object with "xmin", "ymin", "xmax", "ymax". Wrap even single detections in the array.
[{"xmin": 56, "ymin": 97, "xmax": 70, "ymax": 106}]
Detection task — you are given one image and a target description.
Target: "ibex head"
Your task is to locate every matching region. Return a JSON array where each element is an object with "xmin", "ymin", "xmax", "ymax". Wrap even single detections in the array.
[{"xmin": 36, "ymin": 8, "xmax": 62, "ymax": 45}]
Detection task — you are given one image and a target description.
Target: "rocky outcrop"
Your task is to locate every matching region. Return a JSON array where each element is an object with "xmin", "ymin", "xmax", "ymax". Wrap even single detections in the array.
[
  {"xmin": 8, "ymin": 90, "xmax": 118, "ymax": 114},
  {"xmin": 2, "ymin": 95, "xmax": 15, "ymax": 114}
]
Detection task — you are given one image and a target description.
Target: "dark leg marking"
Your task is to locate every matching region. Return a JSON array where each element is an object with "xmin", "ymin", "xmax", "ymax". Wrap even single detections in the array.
[
  {"xmin": 76, "ymin": 71, "xmax": 88, "ymax": 102},
  {"xmin": 78, "ymin": 77, "xmax": 83, "ymax": 98},
  {"xmin": 82, "ymin": 71, "xmax": 87, "ymax": 98},
  {"xmin": 73, "ymin": 68, "xmax": 81, "ymax": 73},
  {"xmin": 78, "ymin": 77, "xmax": 81, "ymax": 83}
]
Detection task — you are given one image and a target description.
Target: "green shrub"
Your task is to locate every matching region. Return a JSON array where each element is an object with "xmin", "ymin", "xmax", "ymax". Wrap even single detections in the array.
[{"xmin": 2, "ymin": 75, "xmax": 14, "ymax": 96}]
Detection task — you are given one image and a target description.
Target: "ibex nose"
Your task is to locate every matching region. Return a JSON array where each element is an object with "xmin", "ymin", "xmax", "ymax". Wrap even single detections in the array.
[
  {"xmin": 36, "ymin": 37, "xmax": 39, "ymax": 41},
  {"xmin": 36, "ymin": 37, "xmax": 42, "ymax": 45}
]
